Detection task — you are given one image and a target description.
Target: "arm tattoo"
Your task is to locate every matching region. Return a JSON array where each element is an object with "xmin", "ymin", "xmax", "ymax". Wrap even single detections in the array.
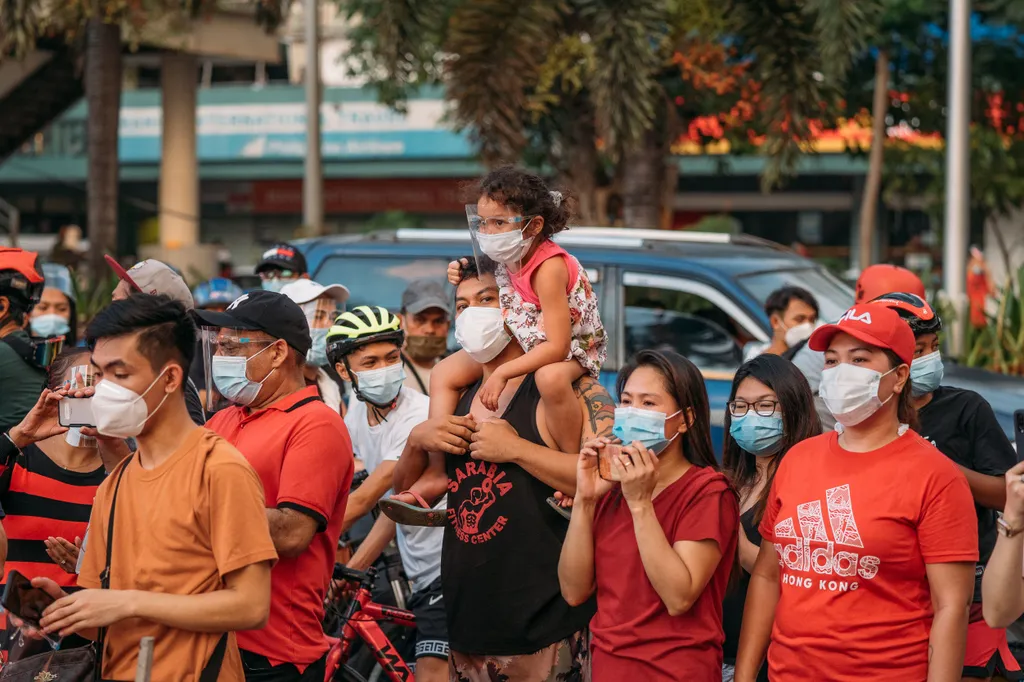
[{"xmin": 574, "ymin": 375, "xmax": 615, "ymax": 444}]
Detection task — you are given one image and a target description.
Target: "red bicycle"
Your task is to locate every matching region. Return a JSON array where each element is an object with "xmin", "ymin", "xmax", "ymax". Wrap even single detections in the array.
[{"xmin": 324, "ymin": 564, "xmax": 417, "ymax": 682}]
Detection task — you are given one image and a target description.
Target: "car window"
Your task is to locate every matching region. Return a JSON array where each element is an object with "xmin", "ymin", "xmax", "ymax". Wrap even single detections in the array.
[
  {"xmin": 314, "ymin": 256, "xmax": 452, "ymax": 311},
  {"xmin": 622, "ymin": 273, "xmax": 759, "ymax": 372},
  {"xmin": 737, "ymin": 268, "xmax": 854, "ymax": 323}
]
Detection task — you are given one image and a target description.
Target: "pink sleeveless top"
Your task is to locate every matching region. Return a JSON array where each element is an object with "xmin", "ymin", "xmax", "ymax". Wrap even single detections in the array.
[{"xmin": 508, "ymin": 240, "xmax": 579, "ymax": 306}]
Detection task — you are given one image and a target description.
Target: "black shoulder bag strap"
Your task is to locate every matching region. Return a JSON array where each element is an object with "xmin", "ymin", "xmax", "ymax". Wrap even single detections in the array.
[
  {"xmin": 401, "ymin": 354, "xmax": 428, "ymax": 394},
  {"xmin": 93, "ymin": 456, "xmax": 229, "ymax": 682},
  {"xmin": 94, "ymin": 457, "xmax": 131, "ymax": 682}
]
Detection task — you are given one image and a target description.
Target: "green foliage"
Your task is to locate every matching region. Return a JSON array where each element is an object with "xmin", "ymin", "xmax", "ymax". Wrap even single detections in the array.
[
  {"xmin": 963, "ymin": 265, "xmax": 1024, "ymax": 375},
  {"xmin": 0, "ymin": 0, "xmax": 290, "ymax": 63},
  {"xmin": 70, "ymin": 270, "xmax": 118, "ymax": 334}
]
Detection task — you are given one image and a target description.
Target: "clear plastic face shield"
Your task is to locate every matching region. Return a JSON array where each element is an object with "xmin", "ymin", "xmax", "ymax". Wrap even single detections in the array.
[
  {"xmin": 466, "ymin": 203, "xmax": 537, "ymax": 274},
  {"xmin": 64, "ymin": 363, "xmax": 96, "ymax": 448},
  {"xmin": 301, "ymin": 297, "xmax": 342, "ymax": 367},
  {"xmin": 199, "ymin": 328, "xmax": 276, "ymax": 414}
]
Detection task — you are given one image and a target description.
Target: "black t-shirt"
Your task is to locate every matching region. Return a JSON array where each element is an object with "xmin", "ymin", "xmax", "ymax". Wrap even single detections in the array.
[{"xmin": 917, "ymin": 386, "xmax": 1017, "ymax": 568}]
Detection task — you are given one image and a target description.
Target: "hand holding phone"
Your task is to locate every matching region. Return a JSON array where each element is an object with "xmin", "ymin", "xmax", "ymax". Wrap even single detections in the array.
[
  {"xmin": 598, "ymin": 444, "xmax": 624, "ymax": 482},
  {"xmin": 1, "ymin": 570, "xmax": 55, "ymax": 630},
  {"xmin": 58, "ymin": 398, "xmax": 95, "ymax": 429}
]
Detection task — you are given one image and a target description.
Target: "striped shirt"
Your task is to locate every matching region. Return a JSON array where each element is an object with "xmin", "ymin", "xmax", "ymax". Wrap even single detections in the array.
[{"xmin": 0, "ymin": 444, "xmax": 104, "ymax": 590}]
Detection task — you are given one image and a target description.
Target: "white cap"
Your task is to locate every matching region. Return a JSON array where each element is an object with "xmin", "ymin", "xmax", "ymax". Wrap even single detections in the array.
[{"xmin": 280, "ymin": 279, "xmax": 350, "ymax": 307}]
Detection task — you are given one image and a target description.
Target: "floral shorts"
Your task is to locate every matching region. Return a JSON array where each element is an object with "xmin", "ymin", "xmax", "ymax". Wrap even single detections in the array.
[{"xmin": 449, "ymin": 630, "xmax": 590, "ymax": 682}]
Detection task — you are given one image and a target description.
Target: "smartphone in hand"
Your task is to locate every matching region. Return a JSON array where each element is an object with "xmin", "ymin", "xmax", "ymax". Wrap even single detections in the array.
[
  {"xmin": 598, "ymin": 444, "xmax": 624, "ymax": 482},
  {"xmin": 58, "ymin": 398, "xmax": 95, "ymax": 428},
  {"xmin": 1, "ymin": 570, "xmax": 55, "ymax": 630}
]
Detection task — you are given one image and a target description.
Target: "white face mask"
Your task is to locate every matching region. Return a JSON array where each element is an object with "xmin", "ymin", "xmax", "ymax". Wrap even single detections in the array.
[
  {"xmin": 475, "ymin": 226, "xmax": 534, "ymax": 265},
  {"xmin": 784, "ymin": 321, "xmax": 816, "ymax": 348},
  {"xmin": 91, "ymin": 368, "xmax": 172, "ymax": 439},
  {"xmin": 819, "ymin": 363, "xmax": 898, "ymax": 427},
  {"xmin": 455, "ymin": 307, "xmax": 512, "ymax": 363},
  {"xmin": 353, "ymin": 362, "xmax": 406, "ymax": 406}
]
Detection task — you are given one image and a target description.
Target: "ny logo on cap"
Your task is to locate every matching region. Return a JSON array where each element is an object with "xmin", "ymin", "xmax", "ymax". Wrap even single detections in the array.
[
  {"xmin": 227, "ymin": 294, "xmax": 250, "ymax": 310},
  {"xmin": 839, "ymin": 308, "xmax": 872, "ymax": 325}
]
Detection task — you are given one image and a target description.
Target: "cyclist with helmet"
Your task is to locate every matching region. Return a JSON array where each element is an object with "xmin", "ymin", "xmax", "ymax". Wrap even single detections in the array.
[
  {"xmin": 0, "ymin": 248, "xmax": 47, "ymax": 433},
  {"xmin": 328, "ymin": 305, "xmax": 448, "ymax": 682},
  {"xmin": 872, "ymin": 291, "xmax": 1020, "ymax": 682}
]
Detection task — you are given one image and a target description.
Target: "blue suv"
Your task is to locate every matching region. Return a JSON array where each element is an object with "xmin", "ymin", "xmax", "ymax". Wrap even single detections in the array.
[{"xmin": 298, "ymin": 227, "xmax": 1024, "ymax": 450}]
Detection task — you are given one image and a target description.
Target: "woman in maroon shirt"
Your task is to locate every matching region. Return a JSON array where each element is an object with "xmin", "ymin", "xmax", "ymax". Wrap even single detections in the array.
[{"xmin": 559, "ymin": 349, "xmax": 738, "ymax": 681}]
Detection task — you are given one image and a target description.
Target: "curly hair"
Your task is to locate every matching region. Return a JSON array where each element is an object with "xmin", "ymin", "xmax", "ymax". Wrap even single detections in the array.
[{"xmin": 471, "ymin": 166, "xmax": 575, "ymax": 238}]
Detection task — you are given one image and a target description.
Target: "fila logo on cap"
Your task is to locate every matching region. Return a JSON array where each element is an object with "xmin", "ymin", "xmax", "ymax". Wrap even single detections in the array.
[
  {"xmin": 227, "ymin": 294, "xmax": 250, "ymax": 310},
  {"xmin": 838, "ymin": 308, "xmax": 872, "ymax": 325}
]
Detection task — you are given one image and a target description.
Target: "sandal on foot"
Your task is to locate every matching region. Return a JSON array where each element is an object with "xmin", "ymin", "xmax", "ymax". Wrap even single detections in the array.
[{"xmin": 378, "ymin": 491, "xmax": 447, "ymax": 527}]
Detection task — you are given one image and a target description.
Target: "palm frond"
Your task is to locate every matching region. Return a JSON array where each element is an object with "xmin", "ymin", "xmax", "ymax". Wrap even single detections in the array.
[
  {"xmin": 577, "ymin": 0, "xmax": 667, "ymax": 158},
  {"xmin": 445, "ymin": 0, "xmax": 563, "ymax": 164},
  {"xmin": 728, "ymin": 0, "xmax": 836, "ymax": 190},
  {"xmin": 803, "ymin": 0, "xmax": 881, "ymax": 82},
  {"xmin": 339, "ymin": 0, "xmax": 452, "ymax": 109}
]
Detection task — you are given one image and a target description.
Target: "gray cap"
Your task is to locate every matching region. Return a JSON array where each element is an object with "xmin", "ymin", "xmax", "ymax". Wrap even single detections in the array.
[{"xmin": 401, "ymin": 279, "xmax": 450, "ymax": 317}]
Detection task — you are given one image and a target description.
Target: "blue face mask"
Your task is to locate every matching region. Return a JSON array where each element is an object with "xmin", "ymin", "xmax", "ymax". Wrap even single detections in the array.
[
  {"xmin": 261, "ymin": 278, "xmax": 296, "ymax": 293},
  {"xmin": 613, "ymin": 407, "xmax": 681, "ymax": 455},
  {"xmin": 354, "ymin": 362, "xmax": 406, "ymax": 407},
  {"xmin": 730, "ymin": 412, "xmax": 785, "ymax": 457},
  {"xmin": 910, "ymin": 350, "xmax": 944, "ymax": 397},
  {"xmin": 31, "ymin": 314, "xmax": 70, "ymax": 339},
  {"xmin": 307, "ymin": 328, "xmax": 328, "ymax": 367},
  {"xmin": 212, "ymin": 345, "xmax": 275, "ymax": 406}
]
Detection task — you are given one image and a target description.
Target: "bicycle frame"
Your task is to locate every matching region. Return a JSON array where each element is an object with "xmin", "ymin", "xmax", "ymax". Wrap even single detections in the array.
[{"xmin": 325, "ymin": 582, "xmax": 418, "ymax": 682}]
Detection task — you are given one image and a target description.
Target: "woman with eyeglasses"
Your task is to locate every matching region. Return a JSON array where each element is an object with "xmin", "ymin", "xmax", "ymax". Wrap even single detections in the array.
[
  {"xmin": 734, "ymin": 302, "xmax": 979, "ymax": 682},
  {"xmin": 721, "ymin": 354, "xmax": 821, "ymax": 682},
  {"xmin": 559, "ymin": 349, "xmax": 738, "ymax": 681}
]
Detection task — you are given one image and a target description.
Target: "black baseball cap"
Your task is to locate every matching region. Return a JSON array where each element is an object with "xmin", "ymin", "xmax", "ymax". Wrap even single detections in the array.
[
  {"xmin": 255, "ymin": 242, "xmax": 308, "ymax": 276},
  {"xmin": 193, "ymin": 289, "xmax": 312, "ymax": 355}
]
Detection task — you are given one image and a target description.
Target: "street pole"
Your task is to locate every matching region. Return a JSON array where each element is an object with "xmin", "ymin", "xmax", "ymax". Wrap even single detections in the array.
[
  {"xmin": 303, "ymin": 0, "xmax": 324, "ymax": 236},
  {"xmin": 943, "ymin": 0, "xmax": 970, "ymax": 357}
]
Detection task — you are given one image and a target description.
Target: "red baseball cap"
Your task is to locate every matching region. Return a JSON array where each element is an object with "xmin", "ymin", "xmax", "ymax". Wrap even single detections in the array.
[
  {"xmin": 855, "ymin": 265, "xmax": 925, "ymax": 303},
  {"xmin": 809, "ymin": 302, "xmax": 916, "ymax": 365}
]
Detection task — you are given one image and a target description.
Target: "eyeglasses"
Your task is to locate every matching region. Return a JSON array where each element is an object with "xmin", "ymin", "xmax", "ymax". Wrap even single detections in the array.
[
  {"xmin": 728, "ymin": 399, "xmax": 781, "ymax": 418},
  {"xmin": 467, "ymin": 215, "xmax": 534, "ymax": 234}
]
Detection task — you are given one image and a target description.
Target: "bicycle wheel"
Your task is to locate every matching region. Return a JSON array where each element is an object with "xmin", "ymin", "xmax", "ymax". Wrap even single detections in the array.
[{"xmin": 335, "ymin": 664, "xmax": 368, "ymax": 682}]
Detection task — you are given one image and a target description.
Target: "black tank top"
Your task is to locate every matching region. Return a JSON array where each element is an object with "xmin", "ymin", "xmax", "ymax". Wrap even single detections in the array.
[
  {"xmin": 441, "ymin": 374, "xmax": 596, "ymax": 655},
  {"xmin": 722, "ymin": 506, "xmax": 769, "ymax": 680}
]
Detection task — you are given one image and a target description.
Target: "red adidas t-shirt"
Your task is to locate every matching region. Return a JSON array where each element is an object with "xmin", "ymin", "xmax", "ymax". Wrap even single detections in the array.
[
  {"xmin": 760, "ymin": 430, "xmax": 978, "ymax": 681},
  {"xmin": 590, "ymin": 465, "xmax": 738, "ymax": 681}
]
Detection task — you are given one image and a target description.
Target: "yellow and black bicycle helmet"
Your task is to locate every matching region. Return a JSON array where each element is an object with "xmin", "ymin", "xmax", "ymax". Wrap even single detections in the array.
[{"xmin": 326, "ymin": 305, "xmax": 405, "ymax": 365}]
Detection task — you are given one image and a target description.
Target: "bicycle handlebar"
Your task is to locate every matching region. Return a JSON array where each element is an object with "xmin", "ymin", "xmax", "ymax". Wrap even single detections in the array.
[{"xmin": 333, "ymin": 563, "xmax": 375, "ymax": 585}]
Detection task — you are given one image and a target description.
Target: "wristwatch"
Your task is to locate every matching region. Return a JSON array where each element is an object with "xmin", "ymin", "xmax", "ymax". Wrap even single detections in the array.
[
  {"xmin": 0, "ymin": 431, "xmax": 20, "ymax": 462},
  {"xmin": 997, "ymin": 513, "xmax": 1024, "ymax": 538}
]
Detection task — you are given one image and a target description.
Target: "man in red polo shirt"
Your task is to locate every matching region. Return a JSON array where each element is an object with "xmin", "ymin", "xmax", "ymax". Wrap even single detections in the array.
[{"xmin": 197, "ymin": 290, "xmax": 354, "ymax": 682}]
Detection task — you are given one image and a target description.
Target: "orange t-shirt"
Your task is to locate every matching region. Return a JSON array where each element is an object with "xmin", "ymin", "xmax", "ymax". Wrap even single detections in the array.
[
  {"xmin": 78, "ymin": 428, "xmax": 278, "ymax": 682},
  {"xmin": 760, "ymin": 430, "xmax": 978, "ymax": 681}
]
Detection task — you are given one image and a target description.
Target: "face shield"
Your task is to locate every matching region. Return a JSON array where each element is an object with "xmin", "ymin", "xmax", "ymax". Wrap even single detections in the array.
[
  {"xmin": 467, "ymin": 204, "xmax": 536, "ymax": 274},
  {"xmin": 301, "ymin": 297, "xmax": 342, "ymax": 367},
  {"xmin": 199, "ymin": 328, "xmax": 276, "ymax": 414}
]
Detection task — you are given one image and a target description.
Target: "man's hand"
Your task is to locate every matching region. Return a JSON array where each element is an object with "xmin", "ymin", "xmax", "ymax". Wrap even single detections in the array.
[
  {"xmin": 78, "ymin": 427, "xmax": 132, "ymax": 470},
  {"xmin": 410, "ymin": 415, "xmax": 477, "ymax": 455},
  {"xmin": 9, "ymin": 390, "xmax": 68, "ymax": 448},
  {"xmin": 40, "ymin": 587, "xmax": 134, "ymax": 637},
  {"xmin": 45, "ymin": 536, "xmax": 81, "ymax": 574},
  {"xmin": 470, "ymin": 419, "xmax": 520, "ymax": 464}
]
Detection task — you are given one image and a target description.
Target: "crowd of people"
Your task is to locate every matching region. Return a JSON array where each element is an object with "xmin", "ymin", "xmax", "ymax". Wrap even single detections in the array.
[{"xmin": 0, "ymin": 164, "xmax": 1021, "ymax": 682}]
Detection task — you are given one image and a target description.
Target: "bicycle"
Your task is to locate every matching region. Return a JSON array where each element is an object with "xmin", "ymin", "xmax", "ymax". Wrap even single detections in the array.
[{"xmin": 324, "ymin": 564, "xmax": 418, "ymax": 682}]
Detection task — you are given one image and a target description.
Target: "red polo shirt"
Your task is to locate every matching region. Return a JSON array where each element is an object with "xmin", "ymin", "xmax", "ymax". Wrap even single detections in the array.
[{"xmin": 206, "ymin": 386, "xmax": 354, "ymax": 670}]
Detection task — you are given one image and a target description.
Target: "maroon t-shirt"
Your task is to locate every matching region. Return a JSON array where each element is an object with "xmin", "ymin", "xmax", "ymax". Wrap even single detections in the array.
[{"xmin": 590, "ymin": 465, "xmax": 738, "ymax": 681}]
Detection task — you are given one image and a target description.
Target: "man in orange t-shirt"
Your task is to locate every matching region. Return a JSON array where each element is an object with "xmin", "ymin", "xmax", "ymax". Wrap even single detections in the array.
[
  {"xmin": 199, "ymin": 291, "xmax": 353, "ymax": 682},
  {"xmin": 25, "ymin": 294, "xmax": 277, "ymax": 681}
]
